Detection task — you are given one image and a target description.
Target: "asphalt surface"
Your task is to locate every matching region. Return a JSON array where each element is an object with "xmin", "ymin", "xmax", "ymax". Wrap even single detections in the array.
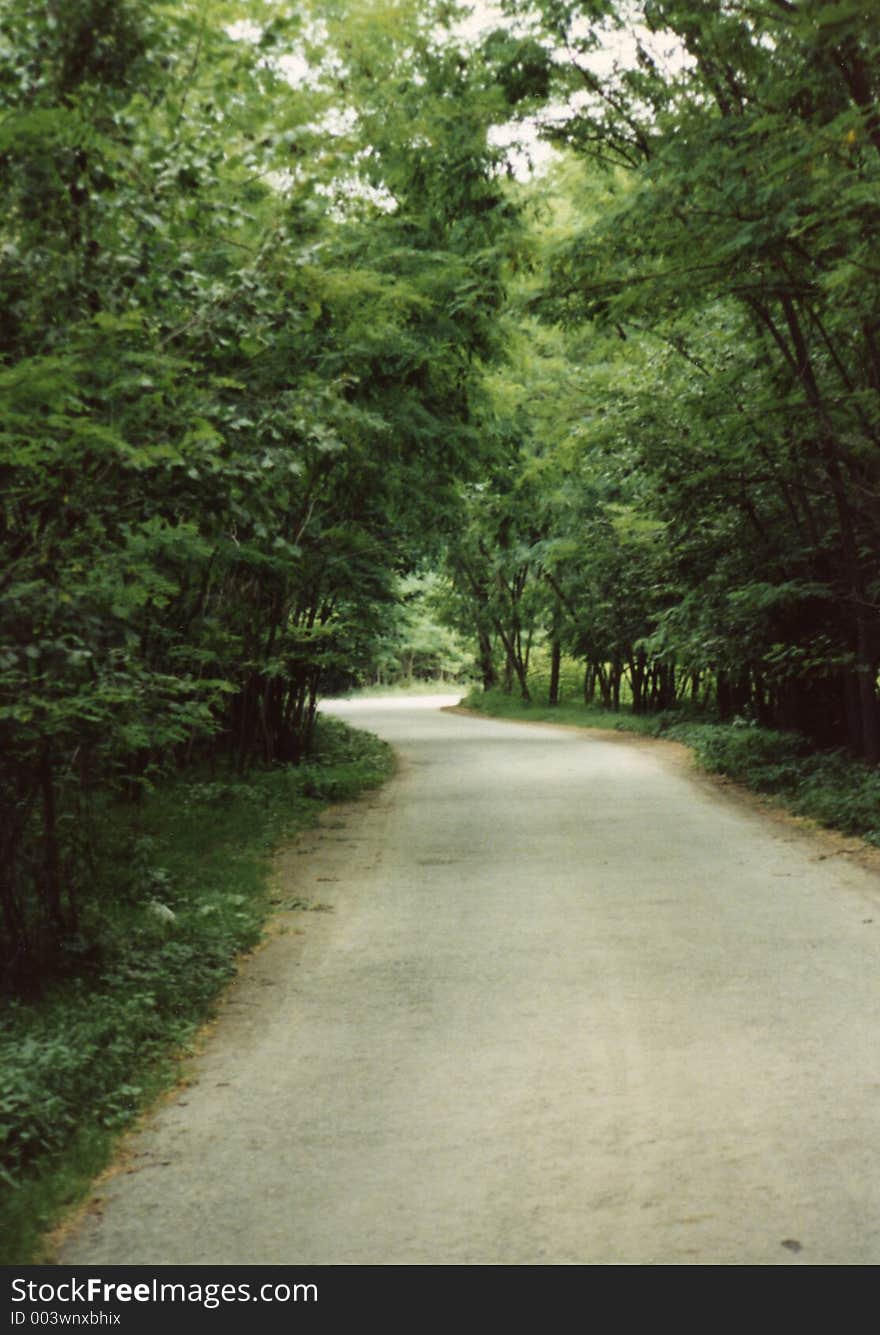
[{"xmin": 58, "ymin": 696, "xmax": 880, "ymax": 1264}]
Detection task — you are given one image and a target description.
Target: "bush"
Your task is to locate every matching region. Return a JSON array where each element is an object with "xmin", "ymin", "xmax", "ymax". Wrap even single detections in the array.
[{"xmin": 669, "ymin": 724, "xmax": 811, "ymax": 792}]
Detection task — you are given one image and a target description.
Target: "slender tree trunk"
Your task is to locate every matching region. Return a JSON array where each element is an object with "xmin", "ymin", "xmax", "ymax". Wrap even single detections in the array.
[
  {"xmin": 39, "ymin": 747, "xmax": 64, "ymax": 931},
  {"xmin": 597, "ymin": 663, "xmax": 611, "ymax": 709},
  {"xmin": 502, "ymin": 645, "xmax": 514, "ymax": 694},
  {"xmin": 611, "ymin": 658, "xmax": 622, "ymax": 712},
  {"xmin": 629, "ymin": 648, "xmax": 647, "ymax": 713},
  {"xmin": 548, "ymin": 635, "xmax": 562, "ymax": 706},
  {"xmin": 717, "ymin": 669, "xmax": 731, "ymax": 719},
  {"xmin": 583, "ymin": 661, "xmax": 596, "ymax": 704},
  {"xmin": 478, "ymin": 631, "xmax": 496, "ymax": 690},
  {"xmin": 856, "ymin": 618, "xmax": 880, "ymax": 762},
  {"xmin": 517, "ymin": 655, "xmax": 531, "ymax": 703}
]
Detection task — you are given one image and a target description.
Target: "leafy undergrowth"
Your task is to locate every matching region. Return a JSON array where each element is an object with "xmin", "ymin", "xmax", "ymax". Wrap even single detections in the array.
[
  {"xmin": 462, "ymin": 688, "xmax": 880, "ymax": 846},
  {"xmin": 0, "ymin": 716, "xmax": 392, "ymax": 1264}
]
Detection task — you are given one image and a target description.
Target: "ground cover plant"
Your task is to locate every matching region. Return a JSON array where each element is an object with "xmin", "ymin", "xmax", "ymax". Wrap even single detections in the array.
[{"xmin": 0, "ymin": 716, "xmax": 392, "ymax": 1264}]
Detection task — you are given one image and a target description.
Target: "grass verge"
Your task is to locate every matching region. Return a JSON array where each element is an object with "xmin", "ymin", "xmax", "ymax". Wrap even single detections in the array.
[
  {"xmin": 0, "ymin": 715, "xmax": 393, "ymax": 1264},
  {"xmin": 461, "ymin": 688, "xmax": 880, "ymax": 847}
]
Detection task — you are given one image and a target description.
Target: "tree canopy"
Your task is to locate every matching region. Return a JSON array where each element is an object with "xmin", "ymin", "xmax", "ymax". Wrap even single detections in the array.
[
  {"xmin": 3, "ymin": 0, "xmax": 879, "ymax": 972},
  {"xmin": 0, "ymin": 0, "xmax": 518, "ymax": 970},
  {"xmin": 451, "ymin": 0, "xmax": 880, "ymax": 750}
]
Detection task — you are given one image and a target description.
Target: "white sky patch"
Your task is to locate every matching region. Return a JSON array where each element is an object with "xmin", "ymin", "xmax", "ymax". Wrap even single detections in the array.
[
  {"xmin": 319, "ymin": 176, "xmax": 399, "ymax": 217},
  {"xmin": 276, "ymin": 50, "xmax": 313, "ymax": 85},
  {"xmin": 454, "ymin": 1, "xmax": 508, "ymax": 41},
  {"xmin": 226, "ymin": 18, "xmax": 260, "ymax": 43},
  {"xmin": 564, "ymin": 14, "xmax": 694, "ymax": 80},
  {"xmin": 226, "ymin": 15, "xmax": 340, "ymax": 89},
  {"xmin": 455, "ymin": 2, "xmax": 691, "ymax": 178},
  {"xmin": 315, "ymin": 105, "xmax": 360, "ymax": 137},
  {"xmin": 451, "ymin": 3, "xmax": 552, "ymax": 177},
  {"xmin": 488, "ymin": 121, "xmax": 558, "ymax": 178},
  {"xmin": 228, "ymin": 4, "xmax": 690, "ymax": 186}
]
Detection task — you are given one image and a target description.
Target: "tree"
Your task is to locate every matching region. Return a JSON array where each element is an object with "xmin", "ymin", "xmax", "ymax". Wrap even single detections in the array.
[
  {"xmin": 0, "ymin": 0, "xmax": 523, "ymax": 973},
  {"xmin": 483, "ymin": 0, "xmax": 880, "ymax": 754}
]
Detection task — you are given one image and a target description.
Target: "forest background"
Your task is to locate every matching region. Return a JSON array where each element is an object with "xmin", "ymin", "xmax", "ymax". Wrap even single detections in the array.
[{"xmin": 2, "ymin": 0, "xmax": 879, "ymax": 1257}]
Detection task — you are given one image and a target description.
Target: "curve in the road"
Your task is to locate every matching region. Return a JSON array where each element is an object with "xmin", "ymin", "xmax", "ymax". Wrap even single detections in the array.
[{"xmin": 58, "ymin": 697, "xmax": 880, "ymax": 1265}]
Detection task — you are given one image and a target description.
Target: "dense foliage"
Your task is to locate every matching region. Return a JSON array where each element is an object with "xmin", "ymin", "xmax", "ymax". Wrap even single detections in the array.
[
  {"xmin": 444, "ymin": 0, "xmax": 880, "ymax": 766},
  {"xmin": 4, "ymin": 0, "xmax": 880, "ymax": 979},
  {"xmin": 0, "ymin": 0, "xmax": 514, "ymax": 977}
]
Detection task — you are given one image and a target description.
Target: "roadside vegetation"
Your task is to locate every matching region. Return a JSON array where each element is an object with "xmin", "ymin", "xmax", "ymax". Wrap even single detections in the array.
[
  {"xmin": 0, "ymin": 717, "xmax": 392, "ymax": 1264},
  {"xmin": 1, "ymin": 0, "xmax": 513, "ymax": 991}
]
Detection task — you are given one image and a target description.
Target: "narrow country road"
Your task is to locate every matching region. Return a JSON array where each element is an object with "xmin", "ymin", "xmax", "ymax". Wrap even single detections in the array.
[{"xmin": 58, "ymin": 698, "xmax": 880, "ymax": 1265}]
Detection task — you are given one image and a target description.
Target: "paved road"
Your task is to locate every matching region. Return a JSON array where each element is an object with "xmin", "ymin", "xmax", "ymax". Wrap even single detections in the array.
[{"xmin": 59, "ymin": 697, "xmax": 880, "ymax": 1264}]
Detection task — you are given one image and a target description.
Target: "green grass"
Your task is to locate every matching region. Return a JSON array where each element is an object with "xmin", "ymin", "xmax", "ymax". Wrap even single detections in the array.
[
  {"xmin": 0, "ymin": 716, "xmax": 393, "ymax": 1263},
  {"xmin": 462, "ymin": 687, "xmax": 880, "ymax": 847}
]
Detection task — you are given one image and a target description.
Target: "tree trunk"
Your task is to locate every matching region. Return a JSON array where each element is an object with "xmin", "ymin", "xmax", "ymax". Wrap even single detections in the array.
[
  {"xmin": 629, "ymin": 648, "xmax": 647, "ymax": 713},
  {"xmin": 856, "ymin": 616, "xmax": 880, "ymax": 762},
  {"xmin": 611, "ymin": 658, "xmax": 622, "ymax": 712},
  {"xmin": 477, "ymin": 628, "xmax": 497, "ymax": 691},
  {"xmin": 39, "ymin": 747, "xmax": 64, "ymax": 931},
  {"xmin": 548, "ymin": 635, "xmax": 561, "ymax": 706}
]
